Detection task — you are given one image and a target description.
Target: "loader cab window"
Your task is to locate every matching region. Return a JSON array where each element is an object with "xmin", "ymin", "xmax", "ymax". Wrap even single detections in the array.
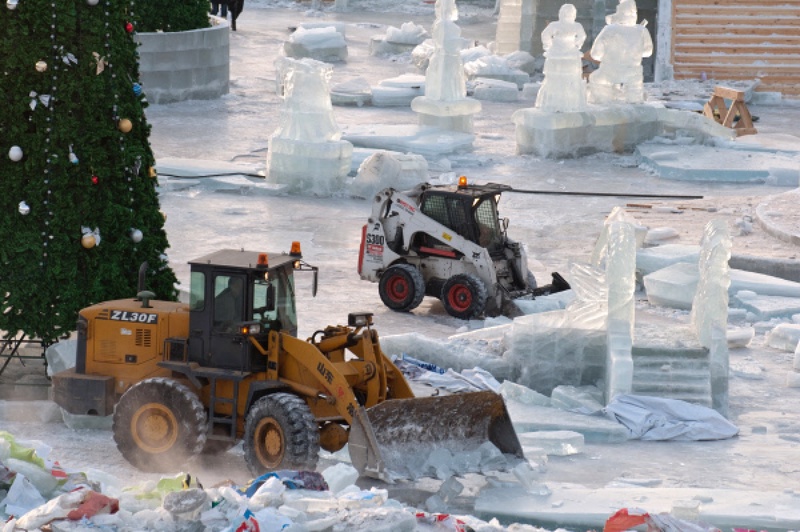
[
  {"xmin": 253, "ymin": 268, "xmax": 297, "ymax": 333},
  {"xmin": 189, "ymin": 272, "xmax": 205, "ymax": 311},
  {"xmin": 213, "ymin": 274, "xmax": 245, "ymax": 332},
  {"xmin": 473, "ymin": 196, "xmax": 502, "ymax": 250}
]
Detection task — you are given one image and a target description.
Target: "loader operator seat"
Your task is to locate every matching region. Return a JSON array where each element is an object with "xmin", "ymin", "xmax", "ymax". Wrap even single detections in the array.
[{"xmin": 214, "ymin": 276, "xmax": 244, "ymax": 332}]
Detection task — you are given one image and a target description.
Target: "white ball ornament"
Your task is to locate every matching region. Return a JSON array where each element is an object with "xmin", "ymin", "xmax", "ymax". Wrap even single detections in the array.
[
  {"xmin": 87, "ymin": 0, "xmax": 99, "ymax": 4},
  {"xmin": 18, "ymin": 201, "xmax": 30, "ymax": 215},
  {"xmin": 35, "ymin": 60, "xmax": 48, "ymax": 72},
  {"xmin": 7, "ymin": 0, "xmax": 19, "ymax": 10},
  {"xmin": 8, "ymin": 146, "xmax": 23, "ymax": 162},
  {"xmin": 131, "ymin": 229, "xmax": 143, "ymax": 243}
]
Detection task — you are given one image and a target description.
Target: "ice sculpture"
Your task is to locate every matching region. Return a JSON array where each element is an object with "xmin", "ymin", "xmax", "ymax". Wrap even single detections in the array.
[
  {"xmin": 588, "ymin": 0, "xmax": 653, "ymax": 104},
  {"xmin": 691, "ymin": 218, "xmax": 731, "ymax": 415},
  {"xmin": 266, "ymin": 58, "xmax": 353, "ymax": 194},
  {"xmin": 535, "ymin": 3, "xmax": 587, "ymax": 113},
  {"xmin": 410, "ymin": 0, "xmax": 481, "ymax": 133},
  {"xmin": 691, "ymin": 219, "xmax": 731, "ymax": 347}
]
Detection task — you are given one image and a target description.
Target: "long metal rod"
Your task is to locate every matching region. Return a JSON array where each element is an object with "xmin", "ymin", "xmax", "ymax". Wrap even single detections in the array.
[{"xmin": 508, "ymin": 188, "xmax": 704, "ymax": 200}]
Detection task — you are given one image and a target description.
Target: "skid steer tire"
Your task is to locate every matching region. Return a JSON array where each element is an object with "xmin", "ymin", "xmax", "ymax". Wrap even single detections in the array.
[
  {"xmin": 243, "ymin": 393, "xmax": 320, "ymax": 476},
  {"xmin": 113, "ymin": 378, "xmax": 207, "ymax": 473},
  {"xmin": 441, "ymin": 273, "xmax": 487, "ymax": 319},
  {"xmin": 378, "ymin": 264, "xmax": 425, "ymax": 312}
]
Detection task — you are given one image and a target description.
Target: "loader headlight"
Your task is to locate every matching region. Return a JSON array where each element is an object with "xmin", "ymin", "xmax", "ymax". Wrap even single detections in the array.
[
  {"xmin": 240, "ymin": 322, "xmax": 262, "ymax": 335},
  {"xmin": 348, "ymin": 312, "xmax": 373, "ymax": 328}
]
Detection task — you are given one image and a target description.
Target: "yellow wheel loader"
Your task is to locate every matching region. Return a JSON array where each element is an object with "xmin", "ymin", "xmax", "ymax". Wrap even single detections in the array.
[{"xmin": 52, "ymin": 245, "xmax": 522, "ymax": 480}]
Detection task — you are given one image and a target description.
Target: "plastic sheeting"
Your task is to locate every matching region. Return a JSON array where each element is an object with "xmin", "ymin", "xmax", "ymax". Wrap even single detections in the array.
[{"xmin": 603, "ymin": 394, "xmax": 739, "ymax": 441}]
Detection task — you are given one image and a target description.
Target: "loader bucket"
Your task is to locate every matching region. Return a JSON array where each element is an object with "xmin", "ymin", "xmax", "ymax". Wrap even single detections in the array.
[{"xmin": 348, "ymin": 390, "xmax": 524, "ymax": 481}]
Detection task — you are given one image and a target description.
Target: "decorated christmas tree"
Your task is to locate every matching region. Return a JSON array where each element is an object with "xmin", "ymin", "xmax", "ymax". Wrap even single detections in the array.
[{"xmin": 0, "ymin": 0, "xmax": 177, "ymax": 345}]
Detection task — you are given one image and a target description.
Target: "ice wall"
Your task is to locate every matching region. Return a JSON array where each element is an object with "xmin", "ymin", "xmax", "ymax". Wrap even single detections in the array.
[
  {"xmin": 505, "ymin": 261, "xmax": 608, "ymax": 395},
  {"xmin": 691, "ymin": 219, "xmax": 731, "ymax": 416},
  {"xmin": 266, "ymin": 58, "xmax": 353, "ymax": 194}
]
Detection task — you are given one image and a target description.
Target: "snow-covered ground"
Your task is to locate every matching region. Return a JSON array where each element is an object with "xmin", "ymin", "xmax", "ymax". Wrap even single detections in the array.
[{"xmin": 2, "ymin": 0, "xmax": 800, "ymax": 530}]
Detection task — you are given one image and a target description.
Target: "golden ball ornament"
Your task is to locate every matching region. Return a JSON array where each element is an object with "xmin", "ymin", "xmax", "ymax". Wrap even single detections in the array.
[
  {"xmin": 81, "ymin": 234, "xmax": 97, "ymax": 249},
  {"xmin": 35, "ymin": 60, "xmax": 47, "ymax": 72},
  {"xmin": 118, "ymin": 118, "xmax": 133, "ymax": 133}
]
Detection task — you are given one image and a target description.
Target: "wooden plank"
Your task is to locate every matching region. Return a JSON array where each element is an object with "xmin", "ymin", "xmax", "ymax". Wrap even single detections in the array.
[
  {"xmin": 674, "ymin": 15, "xmax": 800, "ymax": 26},
  {"xmin": 673, "ymin": 54, "xmax": 800, "ymax": 65},
  {"xmin": 714, "ymin": 86, "xmax": 746, "ymax": 100},
  {"xmin": 674, "ymin": 45, "xmax": 800, "ymax": 55},
  {"xmin": 673, "ymin": 0, "xmax": 800, "ymax": 7},
  {"xmin": 677, "ymin": 7, "xmax": 800, "ymax": 17},
  {"xmin": 674, "ymin": 26, "xmax": 800, "ymax": 35},
  {"xmin": 672, "ymin": 35, "xmax": 800, "ymax": 46}
]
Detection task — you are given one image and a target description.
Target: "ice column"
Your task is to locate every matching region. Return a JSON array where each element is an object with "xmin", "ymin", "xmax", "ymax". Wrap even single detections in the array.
[
  {"xmin": 411, "ymin": 0, "xmax": 481, "ymax": 133},
  {"xmin": 588, "ymin": 0, "xmax": 653, "ymax": 104},
  {"xmin": 535, "ymin": 4, "xmax": 587, "ymax": 113},
  {"xmin": 266, "ymin": 58, "xmax": 353, "ymax": 194},
  {"xmin": 691, "ymin": 219, "xmax": 731, "ymax": 416},
  {"xmin": 604, "ymin": 220, "xmax": 636, "ymax": 403},
  {"xmin": 494, "ymin": 0, "xmax": 535, "ymax": 55}
]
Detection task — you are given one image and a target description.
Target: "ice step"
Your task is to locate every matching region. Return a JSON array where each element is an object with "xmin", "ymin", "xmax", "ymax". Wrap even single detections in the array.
[{"xmin": 630, "ymin": 346, "xmax": 712, "ymax": 407}]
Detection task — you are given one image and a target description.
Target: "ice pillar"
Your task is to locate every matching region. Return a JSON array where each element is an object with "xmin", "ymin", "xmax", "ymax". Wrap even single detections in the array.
[
  {"xmin": 266, "ymin": 58, "xmax": 353, "ymax": 194},
  {"xmin": 691, "ymin": 219, "xmax": 731, "ymax": 416},
  {"xmin": 494, "ymin": 0, "xmax": 535, "ymax": 55}
]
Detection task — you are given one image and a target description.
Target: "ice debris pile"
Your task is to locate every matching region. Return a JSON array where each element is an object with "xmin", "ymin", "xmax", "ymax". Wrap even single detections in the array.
[{"xmin": 0, "ymin": 431, "xmax": 531, "ymax": 532}]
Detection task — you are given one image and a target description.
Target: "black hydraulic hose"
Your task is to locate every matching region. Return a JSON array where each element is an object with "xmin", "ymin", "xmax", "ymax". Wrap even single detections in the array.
[
  {"xmin": 507, "ymin": 188, "xmax": 704, "ymax": 200},
  {"xmin": 158, "ymin": 171, "xmax": 265, "ymax": 179}
]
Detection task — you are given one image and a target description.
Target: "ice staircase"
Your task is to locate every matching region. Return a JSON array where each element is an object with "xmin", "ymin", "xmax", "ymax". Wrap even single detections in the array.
[{"xmin": 630, "ymin": 345, "xmax": 713, "ymax": 407}]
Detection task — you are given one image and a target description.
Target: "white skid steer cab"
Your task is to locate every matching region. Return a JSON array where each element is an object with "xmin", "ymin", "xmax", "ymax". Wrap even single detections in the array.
[{"xmin": 358, "ymin": 177, "xmax": 570, "ymax": 319}]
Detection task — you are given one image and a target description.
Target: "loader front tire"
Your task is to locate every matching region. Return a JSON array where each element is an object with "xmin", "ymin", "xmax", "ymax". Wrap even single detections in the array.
[
  {"xmin": 243, "ymin": 393, "xmax": 320, "ymax": 476},
  {"xmin": 441, "ymin": 274, "xmax": 487, "ymax": 319},
  {"xmin": 378, "ymin": 264, "xmax": 425, "ymax": 312},
  {"xmin": 113, "ymin": 378, "xmax": 207, "ymax": 472}
]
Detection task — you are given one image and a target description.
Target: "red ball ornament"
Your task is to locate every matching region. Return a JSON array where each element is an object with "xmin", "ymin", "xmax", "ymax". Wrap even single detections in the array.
[
  {"xmin": 91, "ymin": 175, "xmax": 99, "ymax": 185},
  {"xmin": 125, "ymin": 22, "xmax": 134, "ymax": 33}
]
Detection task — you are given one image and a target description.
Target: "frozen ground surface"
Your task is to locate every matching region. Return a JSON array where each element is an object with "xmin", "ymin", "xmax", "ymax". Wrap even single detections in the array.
[{"xmin": 2, "ymin": 0, "xmax": 800, "ymax": 530}]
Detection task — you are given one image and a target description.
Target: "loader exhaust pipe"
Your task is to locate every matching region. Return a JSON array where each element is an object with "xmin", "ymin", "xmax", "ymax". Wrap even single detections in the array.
[{"xmin": 137, "ymin": 262, "xmax": 149, "ymax": 294}]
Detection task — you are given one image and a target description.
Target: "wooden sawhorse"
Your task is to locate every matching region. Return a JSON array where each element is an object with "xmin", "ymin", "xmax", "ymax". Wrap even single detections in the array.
[{"xmin": 703, "ymin": 86, "xmax": 757, "ymax": 136}]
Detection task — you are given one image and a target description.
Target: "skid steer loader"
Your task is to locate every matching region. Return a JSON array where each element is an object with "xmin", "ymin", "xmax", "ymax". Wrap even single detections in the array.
[
  {"xmin": 51, "ymin": 245, "xmax": 522, "ymax": 480},
  {"xmin": 358, "ymin": 177, "xmax": 570, "ymax": 319}
]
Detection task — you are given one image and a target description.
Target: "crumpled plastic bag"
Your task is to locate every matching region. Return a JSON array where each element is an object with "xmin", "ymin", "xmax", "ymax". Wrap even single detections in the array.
[{"xmin": 238, "ymin": 470, "xmax": 328, "ymax": 497}]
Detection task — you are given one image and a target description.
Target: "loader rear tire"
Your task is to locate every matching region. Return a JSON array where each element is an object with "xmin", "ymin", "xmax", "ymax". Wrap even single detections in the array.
[
  {"xmin": 243, "ymin": 393, "xmax": 320, "ymax": 476},
  {"xmin": 441, "ymin": 274, "xmax": 487, "ymax": 319},
  {"xmin": 378, "ymin": 264, "xmax": 425, "ymax": 312},
  {"xmin": 113, "ymin": 378, "xmax": 207, "ymax": 472}
]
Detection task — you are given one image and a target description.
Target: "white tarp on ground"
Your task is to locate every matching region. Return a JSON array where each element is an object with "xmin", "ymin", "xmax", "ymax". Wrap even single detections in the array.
[{"xmin": 604, "ymin": 394, "xmax": 739, "ymax": 441}]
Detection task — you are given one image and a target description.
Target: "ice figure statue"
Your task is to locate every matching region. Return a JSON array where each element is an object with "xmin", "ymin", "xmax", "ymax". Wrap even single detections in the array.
[
  {"xmin": 266, "ymin": 58, "xmax": 353, "ymax": 194},
  {"xmin": 411, "ymin": 0, "xmax": 481, "ymax": 133},
  {"xmin": 691, "ymin": 219, "xmax": 731, "ymax": 416},
  {"xmin": 588, "ymin": 0, "xmax": 653, "ymax": 104},
  {"xmin": 535, "ymin": 3, "xmax": 587, "ymax": 113}
]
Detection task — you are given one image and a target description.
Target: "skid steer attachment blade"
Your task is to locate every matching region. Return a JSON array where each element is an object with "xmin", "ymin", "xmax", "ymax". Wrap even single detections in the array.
[{"xmin": 348, "ymin": 390, "xmax": 523, "ymax": 480}]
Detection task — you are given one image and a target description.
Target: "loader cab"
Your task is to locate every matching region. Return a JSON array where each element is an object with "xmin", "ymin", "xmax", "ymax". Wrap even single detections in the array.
[
  {"xmin": 186, "ymin": 249, "xmax": 309, "ymax": 371},
  {"xmin": 419, "ymin": 182, "xmax": 510, "ymax": 254}
]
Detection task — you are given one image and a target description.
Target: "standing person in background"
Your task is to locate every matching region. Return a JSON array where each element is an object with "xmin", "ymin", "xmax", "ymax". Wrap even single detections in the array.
[
  {"xmin": 229, "ymin": 0, "xmax": 245, "ymax": 31},
  {"xmin": 210, "ymin": 0, "xmax": 228, "ymax": 19}
]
